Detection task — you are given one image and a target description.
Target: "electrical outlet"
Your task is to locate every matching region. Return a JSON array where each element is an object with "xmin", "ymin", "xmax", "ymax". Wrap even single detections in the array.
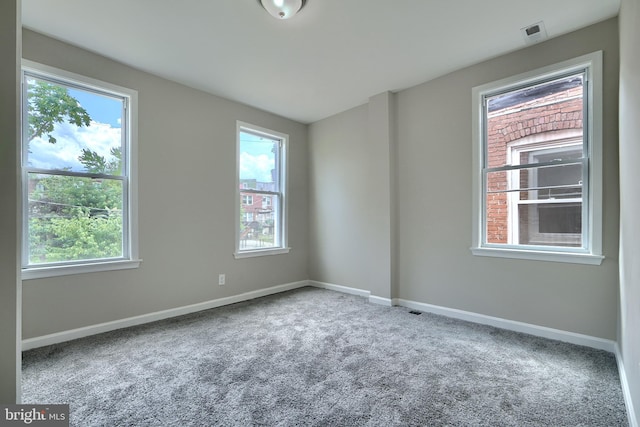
[{"xmin": 218, "ymin": 274, "xmax": 225, "ymax": 285}]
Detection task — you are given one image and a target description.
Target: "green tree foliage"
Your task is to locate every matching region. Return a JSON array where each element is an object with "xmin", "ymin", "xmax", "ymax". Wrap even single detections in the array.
[
  {"xmin": 29, "ymin": 173, "xmax": 124, "ymax": 264},
  {"xmin": 29, "ymin": 207, "xmax": 122, "ymax": 263},
  {"xmin": 27, "ymin": 80, "xmax": 124, "ymax": 264},
  {"xmin": 26, "ymin": 79, "xmax": 92, "ymax": 144},
  {"xmin": 79, "ymin": 147, "xmax": 122, "ymax": 175}
]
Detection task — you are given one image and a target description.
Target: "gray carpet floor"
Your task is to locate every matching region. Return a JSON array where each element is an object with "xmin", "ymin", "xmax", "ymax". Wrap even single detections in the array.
[{"xmin": 22, "ymin": 287, "xmax": 628, "ymax": 426}]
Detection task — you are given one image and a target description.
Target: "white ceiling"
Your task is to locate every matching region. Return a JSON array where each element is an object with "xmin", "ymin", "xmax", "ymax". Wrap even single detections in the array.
[{"xmin": 21, "ymin": 0, "xmax": 620, "ymax": 124}]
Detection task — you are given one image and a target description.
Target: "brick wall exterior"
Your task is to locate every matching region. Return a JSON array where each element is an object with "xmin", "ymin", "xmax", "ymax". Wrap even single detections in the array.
[{"xmin": 241, "ymin": 192, "xmax": 273, "ymax": 222}]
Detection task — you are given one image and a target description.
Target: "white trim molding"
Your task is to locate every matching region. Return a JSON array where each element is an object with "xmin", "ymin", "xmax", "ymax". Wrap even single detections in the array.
[
  {"xmin": 471, "ymin": 51, "xmax": 604, "ymax": 264},
  {"xmin": 369, "ymin": 295, "xmax": 393, "ymax": 307},
  {"xmin": 308, "ymin": 281, "xmax": 615, "ymax": 352},
  {"xmin": 22, "ymin": 259, "xmax": 142, "ymax": 280},
  {"xmin": 21, "ymin": 60, "xmax": 140, "ymax": 278},
  {"xmin": 615, "ymin": 345, "xmax": 639, "ymax": 427},
  {"xmin": 308, "ymin": 280, "xmax": 370, "ymax": 297},
  {"xmin": 470, "ymin": 247, "xmax": 604, "ymax": 265},
  {"xmin": 22, "ymin": 280, "xmax": 308, "ymax": 350},
  {"xmin": 393, "ymin": 298, "xmax": 616, "ymax": 352},
  {"xmin": 235, "ymin": 121, "xmax": 288, "ymax": 259},
  {"xmin": 307, "ymin": 280, "xmax": 391, "ymax": 306}
]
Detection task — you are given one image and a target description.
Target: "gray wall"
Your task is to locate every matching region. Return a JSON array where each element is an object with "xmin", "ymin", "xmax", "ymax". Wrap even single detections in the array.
[
  {"xmin": 309, "ymin": 18, "xmax": 620, "ymax": 340},
  {"xmin": 309, "ymin": 104, "xmax": 371, "ymax": 290},
  {"xmin": 21, "ymin": 30, "xmax": 309, "ymax": 339},
  {"xmin": 0, "ymin": 0, "xmax": 21, "ymax": 404},
  {"xmin": 618, "ymin": 0, "xmax": 640, "ymax": 421},
  {"xmin": 309, "ymin": 92, "xmax": 396, "ymax": 299},
  {"xmin": 396, "ymin": 18, "xmax": 619, "ymax": 340}
]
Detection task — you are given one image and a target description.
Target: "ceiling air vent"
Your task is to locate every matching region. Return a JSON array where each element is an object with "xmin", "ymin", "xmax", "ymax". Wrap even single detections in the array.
[{"xmin": 521, "ymin": 21, "xmax": 547, "ymax": 45}]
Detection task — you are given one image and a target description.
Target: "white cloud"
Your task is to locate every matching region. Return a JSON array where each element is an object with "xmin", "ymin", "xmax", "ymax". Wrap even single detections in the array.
[
  {"xmin": 28, "ymin": 121, "xmax": 121, "ymax": 172},
  {"xmin": 239, "ymin": 152, "xmax": 274, "ymax": 182}
]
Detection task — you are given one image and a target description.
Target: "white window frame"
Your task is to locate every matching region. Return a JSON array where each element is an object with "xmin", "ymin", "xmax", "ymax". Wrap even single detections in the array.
[
  {"xmin": 21, "ymin": 60, "xmax": 140, "ymax": 279},
  {"xmin": 242, "ymin": 195, "xmax": 254, "ymax": 205},
  {"xmin": 471, "ymin": 52, "xmax": 604, "ymax": 265},
  {"xmin": 507, "ymin": 133, "xmax": 583, "ymax": 246},
  {"xmin": 234, "ymin": 121, "xmax": 289, "ymax": 258}
]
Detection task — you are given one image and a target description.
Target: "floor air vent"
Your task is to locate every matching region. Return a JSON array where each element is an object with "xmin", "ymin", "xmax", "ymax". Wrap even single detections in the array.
[{"xmin": 409, "ymin": 310, "xmax": 422, "ymax": 315}]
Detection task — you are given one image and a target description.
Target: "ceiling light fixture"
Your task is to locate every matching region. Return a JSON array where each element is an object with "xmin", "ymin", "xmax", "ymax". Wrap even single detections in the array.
[{"xmin": 259, "ymin": 0, "xmax": 307, "ymax": 20}]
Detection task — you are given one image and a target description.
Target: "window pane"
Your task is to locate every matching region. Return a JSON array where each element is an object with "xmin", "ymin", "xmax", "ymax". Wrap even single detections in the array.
[
  {"xmin": 518, "ymin": 202, "xmax": 582, "ymax": 247},
  {"xmin": 528, "ymin": 147, "xmax": 583, "ymax": 164},
  {"xmin": 239, "ymin": 131, "xmax": 279, "ymax": 190},
  {"xmin": 485, "ymin": 74, "xmax": 583, "ymax": 169},
  {"xmin": 27, "ymin": 173, "xmax": 124, "ymax": 264},
  {"xmin": 239, "ymin": 193, "xmax": 279, "ymax": 250},
  {"xmin": 533, "ymin": 163, "xmax": 582, "ymax": 199},
  {"xmin": 25, "ymin": 75, "xmax": 124, "ymax": 175},
  {"xmin": 484, "ymin": 70, "xmax": 586, "ymax": 251},
  {"xmin": 474, "ymin": 53, "xmax": 603, "ymax": 260},
  {"xmin": 485, "ymin": 188, "xmax": 582, "ymax": 247},
  {"xmin": 535, "ymin": 204, "xmax": 582, "ymax": 234},
  {"xmin": 236, "ymin": 124, "xmax": 287, "ymax": 255}
]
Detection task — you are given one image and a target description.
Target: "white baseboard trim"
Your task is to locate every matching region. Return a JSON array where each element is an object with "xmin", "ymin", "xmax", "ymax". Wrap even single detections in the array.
[
  {"xmin": 615, "ymin": 345, "xmax": 639, "ymax": 427},
  {"xmin": 308, "ymin": 280, "xmax": 370, "ymax": 298},
  {"xmin": 23, "ymin": 278, "xmax": 618, "ymax": 356},
  {"xmin": 307, "ymin": 280, "xmax": 392, "ymax": 306},
  {"xmin": 394, "ymin": 298, "xmax": 616, "ymax": 353},
  {"xmin": 307, "ymin": 282, "xmax": 615, "ymax": 352},
  {"xmin": 369, "ymin": 295, "xmax": 393, "ymax": 306},
  {"xmin": 22, "ymin": 280, "xmax": 309, "ymax": 351}
]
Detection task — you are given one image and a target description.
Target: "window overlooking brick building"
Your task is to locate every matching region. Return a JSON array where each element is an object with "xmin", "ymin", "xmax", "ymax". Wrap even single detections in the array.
[
  {"xmin": 235, "ymin": 122, "xmax": 289, "ymax": 258},
  {"xmin": 472, "ymin": 52, "xmax": 603, "ymax": 264},
  {"xmin": 485, "ymin": 75, "xmax": 584, "ymax": 247}
]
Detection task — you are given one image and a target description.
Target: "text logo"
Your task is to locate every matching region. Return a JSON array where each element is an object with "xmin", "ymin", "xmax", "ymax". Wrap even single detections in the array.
[{"xmin": 1, "ymin": 405, "xmax": 69, "ymax": 426}]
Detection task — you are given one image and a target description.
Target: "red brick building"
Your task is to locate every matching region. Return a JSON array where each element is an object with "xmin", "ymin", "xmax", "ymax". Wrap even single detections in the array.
[{"xmin": 240, "ymin": 179, "xmax": 275, "ymax": 241}]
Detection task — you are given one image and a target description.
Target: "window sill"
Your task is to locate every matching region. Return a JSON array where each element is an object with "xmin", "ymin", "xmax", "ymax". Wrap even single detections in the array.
[
  {"xmin": 234, "ymin": 247, "xmax": 290, "ymax": 259},
  {"xmin": 470, "ymin": 247, "xmax": 604, "ymax": 265},
  {"xmin": 22, "ymin": 259, "xmax": 142, "ymax": 280}
]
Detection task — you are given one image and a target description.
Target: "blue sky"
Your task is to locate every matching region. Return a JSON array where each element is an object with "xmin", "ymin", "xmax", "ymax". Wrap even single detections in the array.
[{"xmin": 68, "ymin": 88, "xmax": 122, "ymax": 128}]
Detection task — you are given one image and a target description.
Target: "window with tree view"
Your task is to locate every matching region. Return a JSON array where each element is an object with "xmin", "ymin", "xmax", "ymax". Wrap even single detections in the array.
[
  {"xmin": 22, "ymin": 65, "xmax": 136, "ymax": 271},
  {"xmin": 236, "ymin": 123, "xmax": 287, "ymax": 257}
]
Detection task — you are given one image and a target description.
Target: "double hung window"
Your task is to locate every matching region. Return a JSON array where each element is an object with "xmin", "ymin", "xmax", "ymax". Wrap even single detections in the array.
[
  {"xmin": 21, "ymin": 61, "xmax": 139, "ymax": 278},
  {"xmin": 471, "ymin": 52, "xmax": 603, "ymax": 264},
  {"xmin": 507, "ymin": 135, "xmax": 583, "ymax": 246},
  {"xmin": 235, "ymin": 122, "xmax": 288, "ymax": 258}
]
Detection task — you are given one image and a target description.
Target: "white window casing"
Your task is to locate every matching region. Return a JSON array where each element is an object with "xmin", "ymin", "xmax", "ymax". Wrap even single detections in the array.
[
  {"xmin": 21, "ymin": 60, "xmax": 141, "ymax": 279},
  {"xmin": 471, "ymin": 52, "xmax": 603, "ymax": 265},
  {"xmin": 234, "ymin": 121, "xmax": 289, "ymax": 259}
]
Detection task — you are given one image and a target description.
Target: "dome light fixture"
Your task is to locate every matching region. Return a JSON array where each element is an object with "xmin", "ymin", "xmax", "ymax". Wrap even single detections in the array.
[{"xmin": 259, "ymin": 0, "xmax": 307, "ymax": 20}]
